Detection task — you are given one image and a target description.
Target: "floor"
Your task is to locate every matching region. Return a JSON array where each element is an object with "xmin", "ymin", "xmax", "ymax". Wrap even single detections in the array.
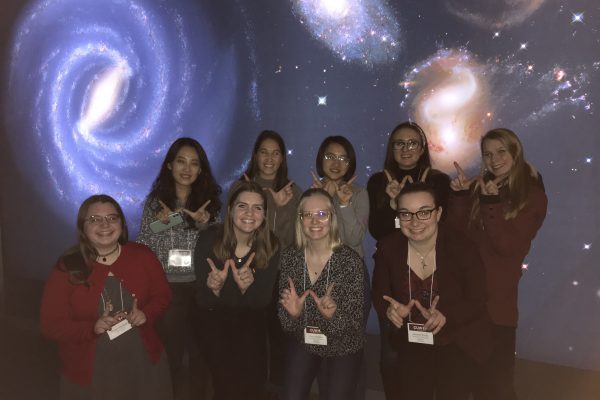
[{"xmin": 1, "ymin": 314, "xmax": 598, "ymax": 400}]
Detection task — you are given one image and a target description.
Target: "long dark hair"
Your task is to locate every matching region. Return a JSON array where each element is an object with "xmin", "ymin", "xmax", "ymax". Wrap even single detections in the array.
[
  {"xmin": 213, "ymin": 181, "xmax": 279, "ymax": 269},
  {"xmin": 242, "ymin": 130, "xmax": 291, "ymax": 192},
  {"xmin": 316, "ymin": 135, "xmax": 357, "ymax": 182},
  {"xmin": 59, "ymin": 194, "xmax": 128, "ymax": 285},
  {"xmin": 148, "ymin": 137, "xmax": 221, "ymax": 225},
  {"xmin": 383, "ymin": 121, "xmax": 432, "ymax": 177}
]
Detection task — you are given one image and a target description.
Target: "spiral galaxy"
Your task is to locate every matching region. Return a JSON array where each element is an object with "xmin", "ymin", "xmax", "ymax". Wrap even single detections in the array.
[
  {"xmin": 5, "ymin": 0, "xmax": 243, "ymax": 220},
  {"xmin": 292, "ymin": 0, "xmax": 402, "ymax": 66}
]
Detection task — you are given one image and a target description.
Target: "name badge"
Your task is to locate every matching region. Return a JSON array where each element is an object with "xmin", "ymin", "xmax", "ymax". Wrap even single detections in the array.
[
  {"xmin": 167, "ymin": 249, "xmax": 193, "ymax": 274},
  {"xmin": 107, "ymin": 319, "xmax": 133, "ymax": 341},
  {"xmin": 304, "ymin": 326, "xmax": 327, "ymax": 346},
  {"xmin": 407, "ymin": 323, "xmax": 434, "ymax": 345}
]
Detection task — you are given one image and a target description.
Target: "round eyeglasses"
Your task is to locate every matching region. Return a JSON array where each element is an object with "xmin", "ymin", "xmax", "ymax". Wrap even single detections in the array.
[
  {"xmin": 392, "ymin": 140, "xmax": 421, "ymax": 151},
  {"xmin": 298, "ymin": 210, "xmax": 331, "ymax": 222},
  {"xmin": 86, "ymin": 214, "xmax": 121, "ymax": 225}
]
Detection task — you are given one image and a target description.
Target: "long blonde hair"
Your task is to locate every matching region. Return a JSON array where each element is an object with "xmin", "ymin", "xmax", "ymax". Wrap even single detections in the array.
[{"xmin": 470, "ymin": 128, "xmax": 541, "ymax": 223}]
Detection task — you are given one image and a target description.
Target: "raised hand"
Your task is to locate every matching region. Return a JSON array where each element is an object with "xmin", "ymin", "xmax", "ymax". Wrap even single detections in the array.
[
  {"xmin": 157, "ymin": 200, "xmax": 176, "ymax": 224},
  {"xmin": 450, "ymin": 162, "xmax": 476, "ymax": 192},
  {"xmin": 336, "ymin": 176, "xmax": 357, "ymax": 206},
  {"xmin": 94, "ymin": 305, "xmax": 119, "ymax": 335},
  {"xmin": 268, "ymin": 181, "xmax": 295, "ymax": 207},
  {"xmin": 231, "ymin": 252, "xmax": 256, "ymax": 294},
  {"xmin": 386, "ymin": 171, "xmax": 413, "ymax": 210},
  {"xmin": 206, "ymin": 258, "xmax": 230, "ymax": 297},
  {"xmin": 182, "ymin": 199, "xmax": 211, "ymax": 224},
  {"xmin": 280, "ymin": 277, "xmax": 310, "ymax": 319},
  {"xmin": 127, "ymin": 297, "xmax": 147, "ymax": 327},
  {"xmin": 478, "ymin": 176, "xmax": 504, "ymax": 196},
  {"xmin": 310, "ymin": 284, "xmax": 337, "ymax": 320},
  {"xmin": 310, "ymin": 171, "xmax": 322, "ymax": 189},
  {"xmin": 382, "ymin": 295, "xmax": 415, "ymax": 328},
  {"xmin": 414, "ymin": 296, "xmax": 446, "ymax": 335}
]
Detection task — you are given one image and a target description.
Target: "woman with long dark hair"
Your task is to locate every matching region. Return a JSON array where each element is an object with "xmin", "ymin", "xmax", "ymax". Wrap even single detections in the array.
[
  {"xmin": 447, "ymin": 128, "xmax": 547, "ymax": 399},
  {"xmin": 194, "ymin": 181, "xmax": 280, "ymax": 400},
  {"xmin": 41, "ymin": 194, "xmax": 172, "ymax": 400},
  {"xmin": 137, "ymin": 137, "xmax": 221, "ymax": 399}
]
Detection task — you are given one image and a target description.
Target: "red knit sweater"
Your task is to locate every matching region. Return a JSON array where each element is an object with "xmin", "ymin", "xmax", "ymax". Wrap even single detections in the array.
[{"xmin": 40, "ymin": 242, "xmax": 172, "ymax": 385}]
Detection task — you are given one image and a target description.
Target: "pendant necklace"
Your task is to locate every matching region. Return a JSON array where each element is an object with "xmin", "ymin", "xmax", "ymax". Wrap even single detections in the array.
[{"xmin": 98, "ymin": 244, "xmax": 119, "ymax": 262}]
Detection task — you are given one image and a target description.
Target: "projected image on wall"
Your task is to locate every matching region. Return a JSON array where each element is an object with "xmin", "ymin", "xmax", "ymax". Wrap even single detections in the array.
[{"xmin": 1, "ymin": 0, "xmax": 598, "ymax": 374}]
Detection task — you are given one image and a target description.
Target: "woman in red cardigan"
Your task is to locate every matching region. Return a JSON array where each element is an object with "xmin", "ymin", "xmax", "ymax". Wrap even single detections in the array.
[
  {"xmin": 447, "ymin": 128, "xmax": 547, "ymax": 400},
  {"xmin": 41, "ymin": 194, "xmax": 172, "ymax": 400}
]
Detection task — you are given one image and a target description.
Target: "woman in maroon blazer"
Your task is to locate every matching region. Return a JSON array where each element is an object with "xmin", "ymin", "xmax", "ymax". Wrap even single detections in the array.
[
  {"xmin": 373, "ymin": 182, "xmax": 489, "ymax": 400},
  {"xmin": 447, "ymin": 128, "xmax": 547, "ymax": 400}
]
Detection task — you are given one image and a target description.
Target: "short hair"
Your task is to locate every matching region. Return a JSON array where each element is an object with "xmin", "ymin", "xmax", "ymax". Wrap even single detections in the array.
[
  {"xmin": 294, "ymin": 188, "xmax": 342, "ymax": 251},
  {"xmin": 316, "ymin": 136, "xmax": 356, "ymax": 181},
  {"xmin": 383, "ymin": 121, "xmax": 432, "ymax": 174},
  {"xmin": 396, "ymin": 182, "xmax": 440, "ymax": 210},
  {"xmin": 242, "ymin": 130, "xmax": 291, "ymax": 191}
]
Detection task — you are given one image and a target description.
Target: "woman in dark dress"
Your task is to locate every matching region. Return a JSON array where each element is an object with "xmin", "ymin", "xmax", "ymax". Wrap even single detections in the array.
[{"xmin": 194, "ymin": 181, "xmax": 280, "ymax": 400}]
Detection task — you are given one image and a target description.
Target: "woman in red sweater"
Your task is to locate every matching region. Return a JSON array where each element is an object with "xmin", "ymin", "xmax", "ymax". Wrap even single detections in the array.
[
  {"xmin": 41, "ymin": 194, "xmax": 172, "ymax": 400},
  {"xmin": 447, "ymin": 128, "xmax": 547, "ymax": 400}
]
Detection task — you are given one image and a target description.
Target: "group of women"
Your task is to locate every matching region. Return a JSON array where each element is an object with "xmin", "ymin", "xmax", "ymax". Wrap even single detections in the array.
[{"xmin": 41, "ymin": 122, "xmax": 547, "ymax": 400}]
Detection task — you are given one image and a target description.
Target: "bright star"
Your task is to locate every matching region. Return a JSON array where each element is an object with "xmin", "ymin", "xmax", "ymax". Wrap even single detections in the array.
[
  {"xmin": 317, "ymin": 96, "xmax": 327, "ymax": 106},
  {"xmin": 572, "ymin": 12, "xmax": 584, "ymax": 23}
]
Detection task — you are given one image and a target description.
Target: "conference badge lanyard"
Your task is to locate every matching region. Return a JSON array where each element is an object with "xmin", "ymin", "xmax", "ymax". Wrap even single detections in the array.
[
  {"xmin": 406, "ymin": 253, "xmax": 435, "ymax": 345},
  {"xmin": 303, "ymin": 251, "xmax": 332, "ymax": 346},
  {"xmin": 167, "ymin": 228, "xmax": 194, "ymax": 274},
  {"xmin": 100, "ymin": 282, "xmax": 132, "ymax": 341}
]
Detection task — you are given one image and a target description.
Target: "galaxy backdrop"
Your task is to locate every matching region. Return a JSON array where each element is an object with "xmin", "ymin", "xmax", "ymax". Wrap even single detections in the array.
[{"xmin": 1, "ymin": 0, "xmax": 598, "ymax": 371}]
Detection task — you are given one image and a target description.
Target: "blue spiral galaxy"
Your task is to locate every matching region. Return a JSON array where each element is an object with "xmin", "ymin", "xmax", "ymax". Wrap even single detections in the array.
[{"xmin": 4, "ymin": 0, "xmax": 247, "ymax": 221}]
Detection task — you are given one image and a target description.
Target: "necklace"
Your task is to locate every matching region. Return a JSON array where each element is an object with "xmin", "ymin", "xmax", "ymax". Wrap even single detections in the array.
[
  {"xmin": 98, "ymin": 244, "xmax": 119, "ymax": 262},
  {"xmin": 409, "ymin": 243, "xmax": 435, "ymax": 270}
]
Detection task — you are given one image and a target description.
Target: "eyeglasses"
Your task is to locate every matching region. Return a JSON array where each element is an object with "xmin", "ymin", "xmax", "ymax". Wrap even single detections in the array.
[
  {"xmin": 86, "ymin": 214, "xmax": 121, "ymax": 225},
  {"xmin": 323, "ymin": 153, "xmax": 350, "ymax": 165},
  {"xmin": 299, "ymin": 210, "xmax": 331, "ymax": 222},
  {"xmin": 397, "ymin": 208, "xmax": 437, "ymax": 221},
  {"xmin": 392, "ymin": 140, "xmax": 421, "ymax": 151}
]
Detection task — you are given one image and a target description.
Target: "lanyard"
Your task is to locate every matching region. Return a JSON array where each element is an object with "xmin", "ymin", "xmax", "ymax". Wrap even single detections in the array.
[
  {"xmin": 170, "ymin": 225, "xmax": 193, "ymax": 249},
  {"xmin": 407, "ymin": 248, "xmax": 435, "ymax": 323},
  {"xmin": 303, "ymin": 249, "xmax": 332, "ymax": 325}
]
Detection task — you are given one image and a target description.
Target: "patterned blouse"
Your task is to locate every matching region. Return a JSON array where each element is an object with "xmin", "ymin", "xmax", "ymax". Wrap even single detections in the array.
[{"xmin": 278, "ymin": 245, "xmax": 366, "ymax": 357}]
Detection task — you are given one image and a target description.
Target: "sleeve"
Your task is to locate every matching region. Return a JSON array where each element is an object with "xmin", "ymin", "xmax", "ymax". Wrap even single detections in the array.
[
  {"xmin": 335, "ymin": 185, "xmax": 369, "ymax": 250},
  {"xmin": 40, "ymin": 266, "xmax": 96, "ymax": 344},
  {"xmin": 277, "ymin": 250, "xmax": 304, "ymax": 334},
  {"xmin": 136, "ymin": 197, "xmax": 163, "ymax": 251},
  {"xmin": 371, "ymin": 240, "xmax": 394, "ymax": 320},
  {"xmin": 272, "ymin": 184, "xmax": 303, "ymax": 248},
  {"xmin": 319, "ymin": 250, "xmax": 365, "ymax": 338},
  {"xmin": 367, "ymin": 173, "xmax": 397, "ymax": 241},
  {"xmin": 137, "ymin": 249, "xmax": 172, "ymax": 326},
  {"xmin": 194, "ymin": 231, "xmax": 223, "ymax": 308},
  {"xmin": 479, "ymin": 186, "xmax": 547, "ymax": 258},
  {"xmin": 240, "ymin": 251, "xmax": 281, "ymax": 309},
  {"xmin": 438, "ymin": 240, "xmax": 487, "ymax": 330},
  {"xmin": 445, "ymin": 190, "xmax": 472, "ymax": 233}
]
